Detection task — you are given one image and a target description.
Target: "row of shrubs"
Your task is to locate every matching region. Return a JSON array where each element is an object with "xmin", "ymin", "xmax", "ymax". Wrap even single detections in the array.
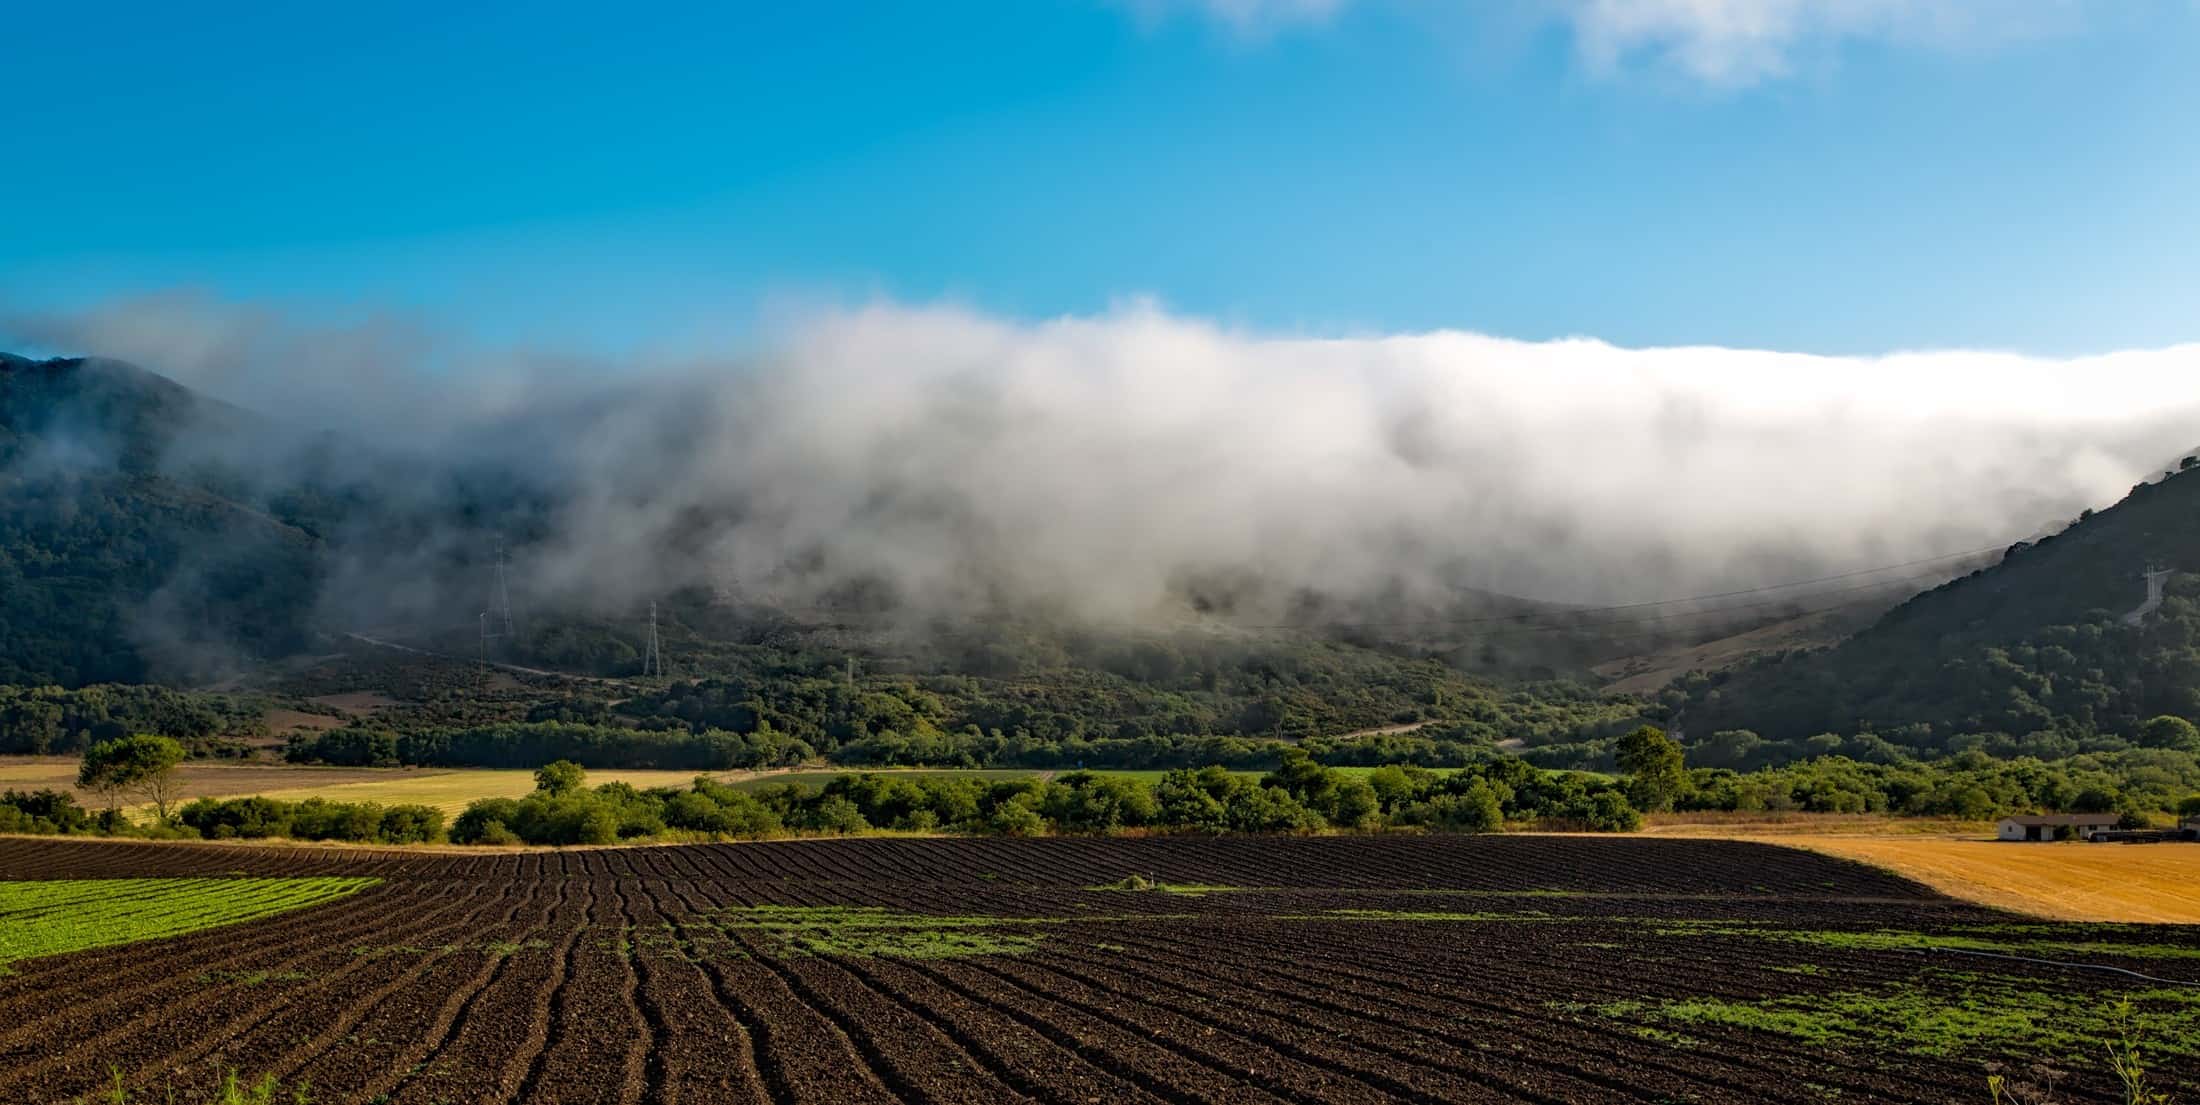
[
  {"xmin": 4, "ymin": 749, "xmax": 1642, "ymax": 847},
  {"xmin": 0, "ymin": 788, "xmax": 443, "ymax": 844},
  {"xmin": 447, "ymin": 751, "xmax": 1644, "ymax": 846},
  {"xmin": 177, "ymin": 796, "xmax": 445, "ymax": 843}
]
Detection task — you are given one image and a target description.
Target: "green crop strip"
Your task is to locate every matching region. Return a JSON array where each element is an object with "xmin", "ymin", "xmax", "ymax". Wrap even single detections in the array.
[
  {"xmin": 0, "ymin": 877, "xmax": 379, "ymax": 970},
  {"xmin": 718, "ymin": 905, "xmax": 1043, "ymax": 959},
  {"xmin": 1641, "ymin": 921, "xmax": 2200, "ymax": 962},
  {"xmin": 1591, "ymin": 975, "xmax": 2200, "ymax": 1061}
]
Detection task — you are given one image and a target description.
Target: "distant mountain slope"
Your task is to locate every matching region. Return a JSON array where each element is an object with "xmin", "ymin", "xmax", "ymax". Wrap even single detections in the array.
[
  {"xmin": 1684, "ymin": 456, "xmax": 2200, "ymax": 746},
  {"xmin": 0, "ymin": 355, "xmax": 322, "ymax": 684}
]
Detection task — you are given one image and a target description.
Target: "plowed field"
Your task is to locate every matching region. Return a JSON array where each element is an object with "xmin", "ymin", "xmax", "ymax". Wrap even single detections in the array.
[{"xmin": 4, "ymin": 834, "xmax": 2196, "ymax": 1104}]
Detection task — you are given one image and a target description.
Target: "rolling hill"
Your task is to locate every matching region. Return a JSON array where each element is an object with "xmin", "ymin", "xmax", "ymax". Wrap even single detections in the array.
[
  {"xmin": 1681, "ymin": 456, "xmax": 2200, "ymax": 751},
  {"xmin": 0, "ymin": 354, "xmax": 322, "ymax": 684}
]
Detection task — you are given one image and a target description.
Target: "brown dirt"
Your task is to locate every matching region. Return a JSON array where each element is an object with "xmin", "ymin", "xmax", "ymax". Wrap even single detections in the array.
[
  {"xmin": 307, "ymin": 691, "xmax": 401, "ymax": 715},
  {"xmin": 1594, "ymin": 608, "xmax": 1856, "ymax": 693},
  {"xmin": 262, "ymin": 707, "xmax": 348, "ymax": 735},
  {"xmin": 0, "ymin": 834, "xmax": 2191, "ymax": 1103}
]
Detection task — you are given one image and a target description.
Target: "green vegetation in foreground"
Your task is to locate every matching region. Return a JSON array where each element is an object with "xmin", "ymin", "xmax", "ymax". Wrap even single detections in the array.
[
  {"xmin": 719, "ymin": 905, "xmax": 1042, "ymax": 959},
  {"xmin": 99, "ymin": 1067, "xmax": 311, "ymax": 1105},
  {"xmin": 1649, "ymin": 921, "xmax": 2200, "ymax": 962},
  {"xmin": 1591, "ymin": 975, "xmax": 2200, "ymax": 1062},
  {"xmin": 0, "ymin": 877, "xmax": 378, "ymax": 969}
]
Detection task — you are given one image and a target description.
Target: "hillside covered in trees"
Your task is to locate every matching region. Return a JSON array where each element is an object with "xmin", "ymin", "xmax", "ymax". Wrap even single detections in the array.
[
  {"xmin": 1676, "ymin": 457, "xmax": 2200, "ymax": 756},
  {"xmin": 0, "ymin": 352, "xmax": 1658, "ymax": 760},
  {"xmin": 0, "ymin": 354, "xmax": 325, "ymax": 685},
  {"xmin": 12, "ymin": 349, "xmax": 2200, "ymax": 785}
]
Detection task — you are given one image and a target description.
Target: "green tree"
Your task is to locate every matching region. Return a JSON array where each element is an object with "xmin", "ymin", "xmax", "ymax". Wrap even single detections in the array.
[
  {"xmin": 2179, "ymin": 795, "xmax": 2200, "ymax": 820},
  {"xmin": 1154, "ymin": 768, "xmax": 1229, "ymax": 830},
  {"xmin": 1582, "ymin": 791, "xmax": 1642, "ymax": 832},
  {"xmin": 1429, "ymin": 780, "xmax": 1503, "ymax": 833},
  {"xmin": 533, "ymin": 759, "xmax": 587, "ymax": 796},
  {"xmin": 988, "ymin": 798, "xmax": 1046, "ymax": 836},
  {"xmin": 77, "ymin": 734, "xmax": 185, "ymax": 819},
  {"xmin": 1329, "ymin": 779, "xmax": 1381, "ymax": 830},
  {"xmin": 1615, "ymin": 725, "xmax": 1685, "ymax": 814},
  {"xmin": 2137, "ymin": 716, "xmax": 2200, "ymax": 754}
]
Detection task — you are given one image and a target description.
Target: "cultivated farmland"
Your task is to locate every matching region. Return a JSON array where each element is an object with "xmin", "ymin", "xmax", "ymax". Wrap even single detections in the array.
[{"xmin": 3, "ymin": 835, "xmax": 2197, "ymax": 1103}]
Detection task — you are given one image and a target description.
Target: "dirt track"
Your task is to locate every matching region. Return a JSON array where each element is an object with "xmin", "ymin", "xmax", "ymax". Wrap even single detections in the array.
[{"xmin": 3, "ymin": 835, "xmax": 2194, "ymax": 1104}]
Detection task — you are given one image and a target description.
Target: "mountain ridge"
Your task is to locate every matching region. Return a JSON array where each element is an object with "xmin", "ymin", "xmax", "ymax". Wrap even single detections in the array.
[{"xmin": 1680, "ymin": 453, "xmax": 2200, "ymax": 749}]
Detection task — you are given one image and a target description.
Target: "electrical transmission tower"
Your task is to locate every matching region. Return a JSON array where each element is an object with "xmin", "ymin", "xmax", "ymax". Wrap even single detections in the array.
[
  {"xmin": 642, "ymin": 601, "xmax": 665, "ymax": 678},
  {"xmin": 478, "ymin": 537, "xmax": 515, "ymax": 675},
  {"xmin": 491, "ymin": 537, "xmax": 516, "ymax": 640}
]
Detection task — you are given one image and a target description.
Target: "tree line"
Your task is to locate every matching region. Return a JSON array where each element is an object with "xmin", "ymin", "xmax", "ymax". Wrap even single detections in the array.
[{"xmin": 444, "ymin": 749, "xmax": 1645, "ymax": 846}]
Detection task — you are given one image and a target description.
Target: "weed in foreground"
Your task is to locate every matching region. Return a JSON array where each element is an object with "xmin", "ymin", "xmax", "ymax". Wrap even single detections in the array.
[
  {"xmin": 96, "ymin": 1067, "xmax": 309, "ymax": 1104},
  {"xmin": 1595, "ymin": 976, "xmax": 2200, "ymax": 1065},
  {"xmin": 1985, "ymin": 1001, "xmax": 2179, "ymax": 1103}
]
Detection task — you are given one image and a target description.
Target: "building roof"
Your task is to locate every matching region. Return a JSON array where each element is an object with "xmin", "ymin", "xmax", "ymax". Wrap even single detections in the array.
[{"xmin": 2002, "ymin": 813, "xmax": 2122, "ymax": 826}]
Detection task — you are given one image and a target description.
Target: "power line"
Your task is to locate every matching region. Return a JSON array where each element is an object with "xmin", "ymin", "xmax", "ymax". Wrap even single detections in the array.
[
  {"xmin": 1222, "ymin": 543, "xmax": 2005, "ymax": 632},
  {"xmin": 1242, "ymin": 567, "xmax": 1961, "ymax": 639}
]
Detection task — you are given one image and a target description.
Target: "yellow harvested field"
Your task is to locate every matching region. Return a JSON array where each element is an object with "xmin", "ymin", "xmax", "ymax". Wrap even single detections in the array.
[
  {"xmin": 0, "ymin": 756, "xmax": 730, "ymax": 818},
  {"xmin": 2, "ymin": 757, "xmax": 420, "ymax": 806},
  {"xmin": 1752, "ymin": 834, "xmax": 2200, "ymax": 924},
  {"xmin": 235, "ymin": 769, "xmax": 719, "ymax": 816}
]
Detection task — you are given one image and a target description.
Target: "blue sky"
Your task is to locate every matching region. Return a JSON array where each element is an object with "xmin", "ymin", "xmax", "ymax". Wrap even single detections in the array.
[{"xmin": 6, "ymin": 1, "xmax": 2196, "ymax": 356}]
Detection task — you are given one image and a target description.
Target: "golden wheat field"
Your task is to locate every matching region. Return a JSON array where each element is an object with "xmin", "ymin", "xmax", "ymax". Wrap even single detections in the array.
[
  {"xmin": 0, "ymin": 757, "xmax": 727, "ymax": 818},
  {"xmin": 1751, "ymin": 834, "xmax": 2200, "ymax": 923}
]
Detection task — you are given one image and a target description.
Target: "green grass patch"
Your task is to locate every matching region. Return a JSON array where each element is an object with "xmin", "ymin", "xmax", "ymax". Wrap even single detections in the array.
[
  {"xmin": 718, "ymin": 905, "xmax": 1042, "ymax": 959},
  {"xmin": 1088, "ymin": 875, "xmax": 1243, "ymax": 895},
  {"xmin": 1652, "ymin": 921, "xmax": 2200, "ymax": 962},
  {"xmin": 1783, "ymin": 928, "xmax": 2200, "ymax": 962},
  {"xmin": 1593, "ymin": 974, "xmax": 2200, "ymax": 1061},
  {"xmin": 0, "ymin": 877, "xmax": 378, "ymax": 969}
]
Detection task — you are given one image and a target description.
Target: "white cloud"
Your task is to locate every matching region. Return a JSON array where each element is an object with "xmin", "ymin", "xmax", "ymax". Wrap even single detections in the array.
[
  {"xmin": 1127, "ymin": 0, "xmax": 2093, "ymax": 84},
  {"xmin": 15, "ymin": 295, "xmax": 2200, "ymax": 624},
  {"xmin": 1551, "ymin": 0, "xmax": 2080, "ymax": 84}
]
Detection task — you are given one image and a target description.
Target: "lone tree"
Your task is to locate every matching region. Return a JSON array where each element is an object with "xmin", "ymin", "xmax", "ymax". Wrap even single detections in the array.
[
  {"xmin": 533, "ymin": 759, "xmax": 587, "ymax": 797},
  {"xmin": 78, "ymin": 735, "xmax": 187, "ymax": 820},
  {"xmin": 1615, "ymin": 725, "xmax": 1685, "ymax": 814}
]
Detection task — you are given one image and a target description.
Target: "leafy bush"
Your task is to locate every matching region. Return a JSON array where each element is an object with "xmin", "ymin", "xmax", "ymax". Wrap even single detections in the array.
[
  {"xmin": 176, "ymin": 796, "xmax": 443, "ymax": 843},
  {"xmin": 0, "ymin": 788, "xmax": 92, "ymax": 834}
]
